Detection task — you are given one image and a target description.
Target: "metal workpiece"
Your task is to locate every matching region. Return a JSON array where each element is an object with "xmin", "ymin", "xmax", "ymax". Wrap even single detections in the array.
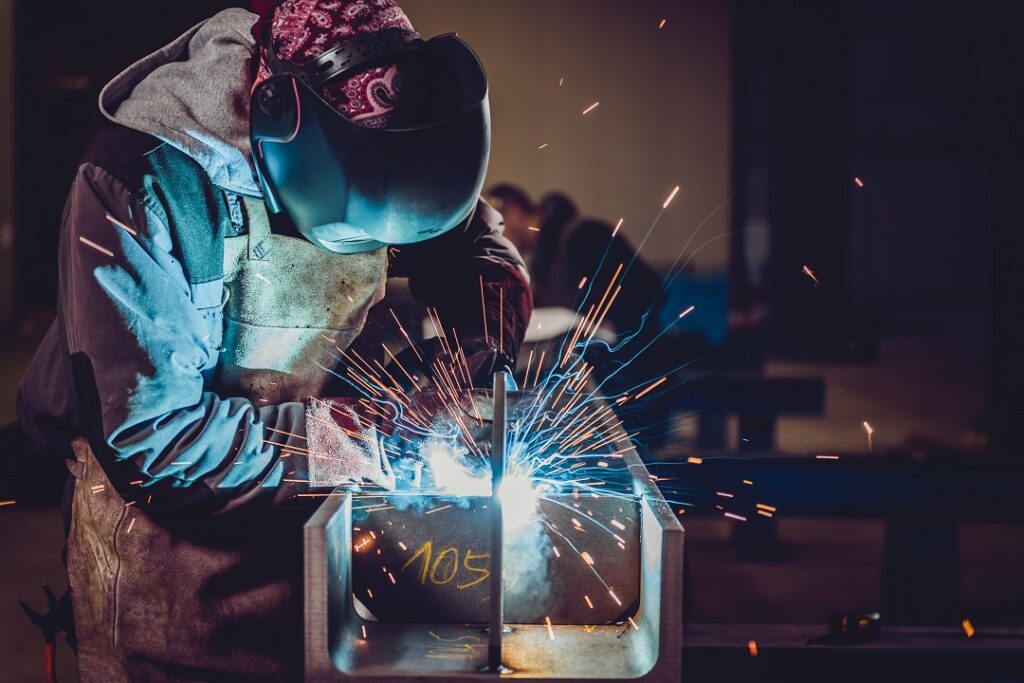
[{"xmin": 304, "ymin": 390, "xmax": 683, "ymax": 682}]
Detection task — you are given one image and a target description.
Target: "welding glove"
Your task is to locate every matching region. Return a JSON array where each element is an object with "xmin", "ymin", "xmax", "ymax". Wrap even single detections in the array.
[{"xmin": 304, "ymin": 398, "xmax": 395, "ymax": 490}]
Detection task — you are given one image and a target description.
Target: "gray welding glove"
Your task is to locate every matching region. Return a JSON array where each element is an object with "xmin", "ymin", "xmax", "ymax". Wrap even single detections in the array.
[{"xmin": 303, "ymin": 398, "xmax": 395, "ymax": 490}]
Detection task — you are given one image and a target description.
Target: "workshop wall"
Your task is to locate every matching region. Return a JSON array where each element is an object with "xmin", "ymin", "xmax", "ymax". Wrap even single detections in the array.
[{"xmin": 400, "ymin": 0, "xmax": 733, "ymax": 271}]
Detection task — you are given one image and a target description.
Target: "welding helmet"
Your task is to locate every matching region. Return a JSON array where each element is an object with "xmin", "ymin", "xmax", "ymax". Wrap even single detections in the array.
[{"xmin": 250, "ymin": 28, "xmax": 491, "ymax": 254}]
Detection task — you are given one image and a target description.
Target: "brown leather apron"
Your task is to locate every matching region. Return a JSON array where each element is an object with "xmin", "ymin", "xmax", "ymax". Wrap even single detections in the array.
[{"xmin": 67, "ymin": 199, "xmax": 387, "ymax": 682}]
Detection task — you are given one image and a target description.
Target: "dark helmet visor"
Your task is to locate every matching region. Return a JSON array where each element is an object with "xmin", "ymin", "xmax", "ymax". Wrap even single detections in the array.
[{"xmin": 251, "ymin": 34, "xmax": 490, "ymax": 254}]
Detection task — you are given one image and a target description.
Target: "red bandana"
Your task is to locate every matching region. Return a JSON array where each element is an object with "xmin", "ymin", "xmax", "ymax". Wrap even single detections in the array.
[{"xmin": 253, "ymin": 0, "xmax": 418, "ymax": 128}]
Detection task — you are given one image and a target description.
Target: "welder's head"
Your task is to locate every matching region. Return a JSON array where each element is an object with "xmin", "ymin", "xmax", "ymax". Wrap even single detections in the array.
[{"xmin": 250, "ymin": 0, "xmax": 491, "ymax": 254}]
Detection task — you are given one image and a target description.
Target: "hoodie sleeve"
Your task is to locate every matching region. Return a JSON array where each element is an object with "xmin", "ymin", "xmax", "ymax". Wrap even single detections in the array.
[
  {"xmin": 57, "ymin": 162, "xmax": 342, "ymax": 511},
  {"xmin": 389, "ymin": 198, "xmax": 533, "ymax": 365}
]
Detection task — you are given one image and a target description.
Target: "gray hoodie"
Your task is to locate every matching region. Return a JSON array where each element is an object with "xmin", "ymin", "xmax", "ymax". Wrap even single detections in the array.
[{"xmin": 100, "ymin": 7, "xmax": 262, "ymax": 196}]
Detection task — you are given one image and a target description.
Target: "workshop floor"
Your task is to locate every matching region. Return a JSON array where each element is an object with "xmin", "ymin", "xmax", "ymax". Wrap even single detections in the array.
[{"xmin": 0, "ymin": 311, "xmax": 1016, "ymax": 682}]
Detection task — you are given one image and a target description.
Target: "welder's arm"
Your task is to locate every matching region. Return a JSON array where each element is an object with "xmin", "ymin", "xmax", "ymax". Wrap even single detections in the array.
[
  {"xmin": 57, "ymin": 164, "xmax": 384, "ymax": 512},
  {"xmin": 389, "ymin": 199, "xmax": 533, "ymax": 377}
]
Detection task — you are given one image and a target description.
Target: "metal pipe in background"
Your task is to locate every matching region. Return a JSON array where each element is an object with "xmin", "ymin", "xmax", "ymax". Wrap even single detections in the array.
[{"xmin": 487, "ymin": 371, "xmax": 506, "ymax": 672}]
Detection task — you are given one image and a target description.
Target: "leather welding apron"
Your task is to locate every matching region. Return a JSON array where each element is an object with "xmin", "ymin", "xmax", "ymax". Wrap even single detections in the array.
[{"xmin": 67, "ymin": 199, "xmax": 387, "ymax": 682}]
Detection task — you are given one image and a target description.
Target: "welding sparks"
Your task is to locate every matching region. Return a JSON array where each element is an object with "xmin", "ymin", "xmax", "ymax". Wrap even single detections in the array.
[
  {"xmin": 687, "ymin": 456, "xmax": 703, "ymax": 464},
  {"xmin": 658, "ymin": 18, "xmax": 667, "ymax": 29},
  {"xmin": 105, "ymin": 212, "xmax": 138, "ymax": 236},
  {"xmin": 634, "ymin": 376, "xmax": 668, "ymax": 400},
  {"xmin": 79, "ymin": 236, "xmax": 114, "ymax": 257},
  {"xmin": 962, "ymin": 618, "xmax": 975, "ymax": 638},
  {"xmin": 679, "ymin": 305, "xmax": 695, "ymax": 319},
  {"xmin": 544, "ymin": 616, "xmax": 555, "ymax": 640},
  {"xmin": 126, "ymin": 517, "xmax": 136, "ymax": 534},
  {"xmin": 580, "ymin": 551, "xmax": 595, "ymax": 566},
  {"xmin": 0, "ymin": 500, "xmax": 15, "ymax": 507},
  {"xmin": 582, "ymin": 101, "xmax": 600, "ymax": 116},
  {"xmin": 854, "ymin": 177, "xmax": 865, "ymax": 188},
  {"xmin": 816, "ymin": 454, "xmax": 840, "ymax": 460},
  {"xmin": 612, "ymin": 218, "xmax": 624, "ymax": 237},
  {"xmin": 361, "ymin": 624, "xmax": 368, "ymax": 639},
  {"xmin": 662, "ymin": 185, "xmax": 681, "ymax": 208},
  {"xmin": 802, "ymin": 265, "xmax": 820, "ymax": 286},
  {"xmin": 724, "ymin": 512, "xmax": 747, "ymax": 522},
  {"xmin": 863, "ymin": 421, "xmax": 874, "ymax": 452},
  {"xmin": 527, "ymin": 225, "xmax": 541, "ymax": 232},
  {"xmin": 748, "ymin": 640, "xmax": 759, "ymax": 656}
]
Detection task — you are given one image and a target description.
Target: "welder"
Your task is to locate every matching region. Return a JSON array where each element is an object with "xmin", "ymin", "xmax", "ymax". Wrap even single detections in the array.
[{"xmin": 16, "ymin": 1, "xmax": 531, "ymax": 681}]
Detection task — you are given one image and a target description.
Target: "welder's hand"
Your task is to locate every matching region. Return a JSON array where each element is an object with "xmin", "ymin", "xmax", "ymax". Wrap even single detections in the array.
[{"xmin": 303, "ymin": 398, "xmax": 395, "ymax": 490}]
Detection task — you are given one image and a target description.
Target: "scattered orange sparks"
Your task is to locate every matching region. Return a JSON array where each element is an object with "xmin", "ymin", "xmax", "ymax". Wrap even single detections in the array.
[
  {"xmin": 716, "ymin": 491, "xmax": 734, "ymax": 498},
  {"xmin": 756, "ymin": 503, "xmax": 777, "ymax": 512},
  {"xmin": 687, "ymin": 456, "xmax": 703, "ymax": 464},
  {"xmin": 388, "ymin": 572, "xmax": 396, "ymax": 584},
  {"xmin": 425, "ymin": 504, "xmax": 452, "ymax": 515},
  {"xmin": 361, "ymin": 624, "xmax": 368, "ymax": 639},
  {"xmin": 628, "ymin": 617, "xmax": 640, "ymax": 631},
  {"xmin": 609, "ymin": 590, "xmax": 622, "ymax": 606},
  {"xmin": 577, "ymin": 276, "xmax": 588, "ymax": 290},
  {"xmin": 663, "ymin": 185, "xmax": 681, "ymax": 208},
  {"xmin": 544, "ymin": 616, "xmax": 555, "ymax": 640},
  {"xmin": 79, "ymin": 236, "xmax": 114, "ymax": 257},
  {"xmin": 559, "ymin": 77, "xmax": 564, "ymax": 86},
  {"xmin": 105, "ymin": 212, "xmax": 138, "ymax": 236},
  {"xmin": 612, "ymin": 218, "xmax": 624, "ymax": 237},
  {"xmin": 748, "ymin": 640, "xmax": 759, "ymax": 656},
  {"xmin": 658, "ymin": 18, "xmax": 667, "ymax": 29},
  {"xmin": 679, "ymin": 305, "xmax": 696, "ymax": 318},
  {"xmin": 816, "ymin": 454, "xmax": 840, "ymax": 460},
  {"xmin": 863, "ymin": 421, "xmax": 874, "ymax": 452},
  {"xmin": 724, "ymin": 512, "xmax": 747, "ymax": 522},
  {"xmin": 582, "ymin": 101, "xmax": 600, "ymax": 115},
  {"xmin": 743, "ymin": 479, "xmax": 754, "ymax": 485},
  {"xmin": 527, "ymin": 225, "xmax": 541, "ymax": 232},
  {"xmin": 634, "ymin": 376, "xmax": 668, "ymax": 400},
  {"xmin": 610, "ymin": 519, "xmax": 626, "ymax": 530},
  {"xmin": 581, "ymin": 551, "xmax": 595, "ymax": 566},
  {"xmin": 126, "ymin": 517, "xmax": 136, "ymax": 534},
  {"xmin": 584, "ymin": 595, "xmax": 594, "ymax": 609},
  {"xmin": 802, "ymin": 265, "xmax": 820, "ymax": 286},
  {"xmin": 0, "ymin": 500, "xmax": 15, "ymax": 507},
  {"xmin": 962, "ymin": 619, "xmax": 975, "ymax": 638},
  {"xmin": 854, "ymin": 177, "xmax": 865, "ymax": 188},
  {"xmin": 538, "ymin": 143, "xmax": 549, "ymax": 149}
]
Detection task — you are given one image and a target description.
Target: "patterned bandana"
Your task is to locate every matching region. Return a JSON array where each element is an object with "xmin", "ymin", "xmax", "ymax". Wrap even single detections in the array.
[{"xmin": 253, "ymin": 0, "xmax": 420, "ymax": 128}]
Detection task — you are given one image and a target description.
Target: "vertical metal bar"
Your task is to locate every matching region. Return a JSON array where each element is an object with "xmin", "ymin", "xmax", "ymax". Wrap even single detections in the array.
[{"xmin": 487, "ymin": 371, "xmax": 506, "ymax": 672}]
